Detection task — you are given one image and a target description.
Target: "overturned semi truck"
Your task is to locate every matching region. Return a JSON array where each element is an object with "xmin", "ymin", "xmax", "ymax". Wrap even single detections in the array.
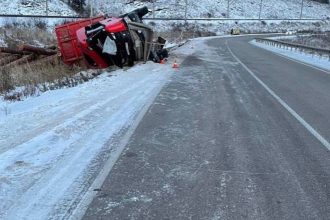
[{"xmin": 55, "ymin": 7, "xmax": 167, "ymax": 69}]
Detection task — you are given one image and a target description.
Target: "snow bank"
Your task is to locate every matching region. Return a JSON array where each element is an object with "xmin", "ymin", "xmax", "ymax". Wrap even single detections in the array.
[
  {"xmin": 251, "ymin": 39, "xmax": 330, "ymax": 71},
  {"xmin": 150, "ymin": 19, "xmax": 330, "ymax": 36},
  {"xmin": 0, "ymin": 62, "xmax": 173, "ymax": 219}
]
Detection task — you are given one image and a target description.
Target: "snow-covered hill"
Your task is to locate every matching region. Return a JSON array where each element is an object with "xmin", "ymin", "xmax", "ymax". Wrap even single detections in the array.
[
  {"xmin": 0, "ymin": 0, "xmax": 329, "ymax": 40},
  {"xmin": 1, "ymin": 0, "xmax": 329, "ymax": 20},
  {"xmin": 95, "ymin": 0, "xmax": 330, "ymax": 19},
  {"xmin": 0, "ymin": 0, "xmax": 75, "ymax": 16}
]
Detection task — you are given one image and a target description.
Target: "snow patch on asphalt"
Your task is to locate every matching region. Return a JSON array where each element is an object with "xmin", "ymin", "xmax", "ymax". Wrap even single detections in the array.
[{"xmin": 250, "ymin": 40, "xmax": 330, "ymax": 72}]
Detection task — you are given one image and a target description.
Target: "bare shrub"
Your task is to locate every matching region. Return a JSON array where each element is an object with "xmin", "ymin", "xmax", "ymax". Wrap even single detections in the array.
[
  {"xmin": 0, "ymin": 54, "xmax": 89, "ymax": 100},
  {"xmin": 148, "ymin": 21, "xmax": 156, "ymax": 26},
  {"xmin": 0, "ymin": 21, "xmax": 99, "ymax": 100},
  {"xmin": 33, "ymin": 19, "xmax": 47, "ymax": 31},
  {"xmin": 11, "ymin": 57, "xmax": 83, "ymax": 85},
  {"xmin": 0, "ymin": 67, "xmax": 14, "ymax": 94}
]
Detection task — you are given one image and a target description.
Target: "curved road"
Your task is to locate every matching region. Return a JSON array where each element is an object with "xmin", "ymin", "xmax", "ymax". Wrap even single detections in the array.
[{"xmin": 82, "ymin": 35, "xmax": 330, "ymax": 220}]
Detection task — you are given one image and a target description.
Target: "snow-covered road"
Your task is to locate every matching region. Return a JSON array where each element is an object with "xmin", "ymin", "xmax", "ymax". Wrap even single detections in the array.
[{"xmin": 0, "ymin": 62, "xmax": 173, "ymax": 220}]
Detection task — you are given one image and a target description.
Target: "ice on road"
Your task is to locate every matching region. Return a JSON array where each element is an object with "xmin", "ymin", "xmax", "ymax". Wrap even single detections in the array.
[{"xmin": 0, "ymin": 62, "xmax": 172, "ymax": 220}]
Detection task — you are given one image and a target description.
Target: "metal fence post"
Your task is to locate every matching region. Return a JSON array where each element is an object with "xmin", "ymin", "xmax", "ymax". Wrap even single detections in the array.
[
  {"xmin": 46, "ymin": 0, "xmax": 48, "ymax": 16},
  {"xmin": 90, "ymin": 0, "xmax": 93, "ymax": 17},
  {"xmin": 258, "ymin": 0, "xmax": 263, "ymax": 20},
  {"xmin": 300, "ymin": 0, "xmax": 304, "ymax": 19},
  {"xmin": 185, "ymin": 0, "xmax": 188, "ymax": 22},
  {"xmin": 152, "ymin": 0, "xmax": 155, "ymax": 19}
]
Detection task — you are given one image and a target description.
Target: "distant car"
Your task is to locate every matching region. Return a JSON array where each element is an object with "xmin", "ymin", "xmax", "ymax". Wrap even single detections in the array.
[
  {"xmin": 231, "ymin": 28, "xmax": 241, "ymax": 35},
  {"xmin": 285, "ymin": 30, "xmax": 296, "ymax": 35}
]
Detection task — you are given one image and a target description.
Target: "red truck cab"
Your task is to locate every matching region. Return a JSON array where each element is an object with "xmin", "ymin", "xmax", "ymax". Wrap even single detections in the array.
[
  {"xmin": 55, "ymin": 7, "xmax": 162, "ymax": 69},
  {"xmin": 76, "ymin": 17, "xmax": 129, "ymax": 68},
  {"xmin": 55, "ymin": 16, "xmax": 105, "ymax": 66}
]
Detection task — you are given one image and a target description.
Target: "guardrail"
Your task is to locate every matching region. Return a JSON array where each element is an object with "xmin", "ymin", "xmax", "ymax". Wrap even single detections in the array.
[
  {"xmin": 0, "ymin": 14, "xmax": 327, "ymax": 21},
  {"xmin": 144, "ymin": 18, "xmax": 326, "ymax": 21},
  {"xmin": 255, "ymin": 37, "xmax": 330, "ymax": 60},
  {"xmin": 0, "ymin": 14, "xmax": 85, "ymax": 19}
]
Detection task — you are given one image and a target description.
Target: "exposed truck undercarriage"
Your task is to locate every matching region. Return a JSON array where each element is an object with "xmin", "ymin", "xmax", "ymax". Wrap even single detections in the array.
[{"xmin": 56, "ymin": 7, "xmax": 168, "ymax": 69}]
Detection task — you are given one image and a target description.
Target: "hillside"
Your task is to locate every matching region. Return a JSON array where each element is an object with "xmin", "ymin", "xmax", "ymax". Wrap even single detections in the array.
[
  {"xmin": 0, "ymin": 0, "xmax": 75, "ymax": 16},
  {"xmin": 0, "ymin": 0, "xmax": 330, "ymax": 40},
  {"xmin": 95, "ymin": 0, "xmax": 330, "ymax": 19},
  {"xmin": 1, "ymin": 0, "xmax": 329, "ymax": 20}
]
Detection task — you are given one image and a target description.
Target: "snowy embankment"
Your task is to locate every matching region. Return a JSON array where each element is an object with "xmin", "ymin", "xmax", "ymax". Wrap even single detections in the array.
[
  {"xmin": 0, "ymin": 52, "xmax": 192, "ymax": 219},
  {"xmin": 251, "ymin": 39, "xmax": 330, "ymax": 72},
  {"xmin": 0, "ymin": 0, "xmax": 75, "ymax": 28},
  {"xmin": 0, "ymin": 0, "xmax": 74, "ymax": 16},
  {"xmin": 96, "ymin": 0, "xmax": 330, "ymax": 19},
  {"xmin": 95, "ymin": 0, "xmax": 330, "ymax": 35},
  {"xmin": 151, "ymin": 19, "xmax": 330, "ymax": 36}
]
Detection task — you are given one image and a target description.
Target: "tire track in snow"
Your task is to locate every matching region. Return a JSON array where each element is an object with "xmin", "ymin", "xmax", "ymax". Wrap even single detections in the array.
[
  {"xmin": 0, "ymin": 75, "xmax": 152, "ymax": 171},
  {"xmin": 0, "ymin": 73, "xmax": 154, "ymax": 155},
  {"xmin": 0, "ymin": 68, "xmax": 171, "ymax": 220}
]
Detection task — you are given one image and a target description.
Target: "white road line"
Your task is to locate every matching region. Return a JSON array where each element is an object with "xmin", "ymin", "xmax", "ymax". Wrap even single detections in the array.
[
  {"xmin": 250, "ymin": 41, "xmax": 330, "ymax": 74},
  {"xmin": 226, "ymin": 41, "xmax": 330, "ymax": 151}
]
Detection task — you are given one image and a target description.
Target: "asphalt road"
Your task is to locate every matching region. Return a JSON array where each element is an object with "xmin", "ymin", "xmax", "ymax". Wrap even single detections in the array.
[{"xmin": 82, "ymin": 35, "xmax": 330, "ymax": 220}]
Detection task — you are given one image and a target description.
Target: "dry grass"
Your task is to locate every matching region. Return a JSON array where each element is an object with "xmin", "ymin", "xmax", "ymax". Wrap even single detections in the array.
[
  {"xmin": 0, "ymin": 55, "xmax": 87, "ymax": 99},
  {"xmin": 9, "ymin": 57, "xmax": 82, "ymax": 86},
  {"xmin": 0, "ymin": 21, "xmax": 90, "ymax": 100},
  {"xmin": 0, "ymin": 67, "xmax": 14, "ymax": 93}
]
